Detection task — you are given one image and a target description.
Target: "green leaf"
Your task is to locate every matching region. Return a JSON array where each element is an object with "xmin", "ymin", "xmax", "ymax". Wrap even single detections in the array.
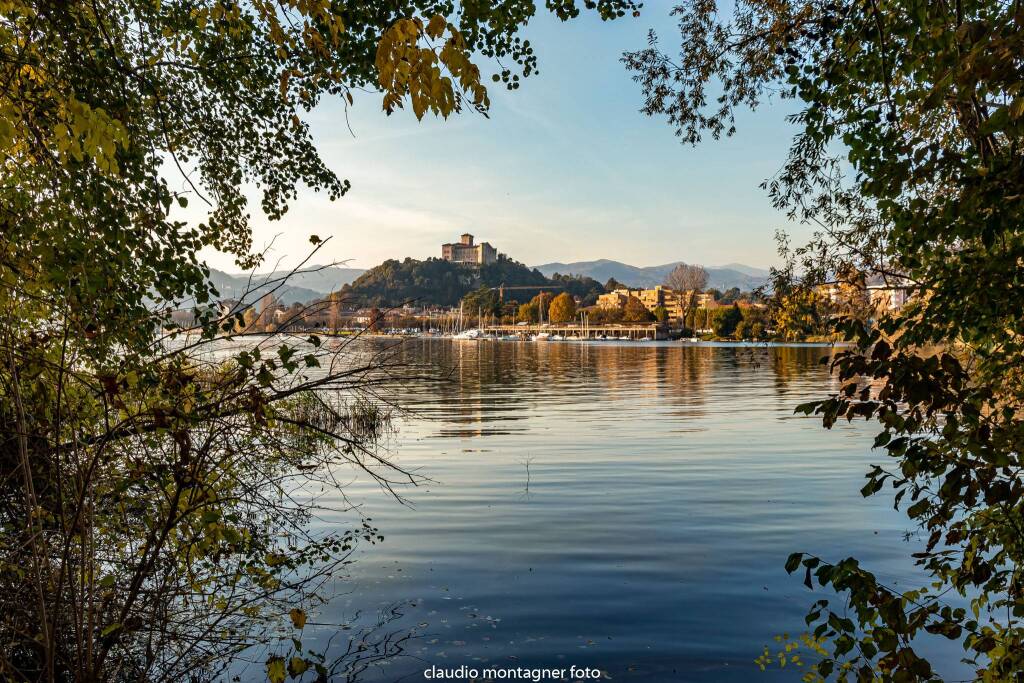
[
  {"xmin": 907, "ymin": 498, "xmax": 930, "ymax": 518},
  {"xmin": 100, "ymin": 622, "xmax": 122, "ymax": 637}
]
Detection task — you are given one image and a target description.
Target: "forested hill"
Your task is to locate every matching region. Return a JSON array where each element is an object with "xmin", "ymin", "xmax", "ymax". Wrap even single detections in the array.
[{"xmin": 338, "ymin": 257, "xmax": 599, "ymax": 307}]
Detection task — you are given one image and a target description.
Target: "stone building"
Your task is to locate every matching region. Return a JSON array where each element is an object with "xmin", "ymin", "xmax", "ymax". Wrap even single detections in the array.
[
  {"xmin": 596, "ymin": 285, "xmax": 701, "ymax": 322},
  {"xmin": 441, "ymin": 233, "xmax": 497, "ymax": 266}
]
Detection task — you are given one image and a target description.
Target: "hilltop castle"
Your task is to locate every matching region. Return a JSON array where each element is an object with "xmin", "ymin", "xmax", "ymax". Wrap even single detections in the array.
[{"xmin": 441, "ymin": 233, "xmax": 498, "ymax": 266}]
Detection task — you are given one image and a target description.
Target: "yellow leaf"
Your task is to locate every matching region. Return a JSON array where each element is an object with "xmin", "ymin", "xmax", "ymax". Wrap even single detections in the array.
[
  {"xmin": 266, "ymin": 657, "xmax": 286, "ymax": 683},
  {"xmin": 425, "ymin": 15, "xmax": 446, "ymax": 40},
  {"xmin": 288, "ymin": 657, "xmax": 309, "ymax": 677},
  {"xmin": 289, "ymin": 607, "xmax": 306, "ymax": 629},
  {"xmin": 1009, "ymin": 97, "xmax": 1024, "ymax": 121}
]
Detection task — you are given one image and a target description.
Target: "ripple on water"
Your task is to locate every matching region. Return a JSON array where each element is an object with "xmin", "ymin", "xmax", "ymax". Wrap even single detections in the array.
[{"xmin": 277, "ymin": 340, "xmax": 967, "ymax": 682}]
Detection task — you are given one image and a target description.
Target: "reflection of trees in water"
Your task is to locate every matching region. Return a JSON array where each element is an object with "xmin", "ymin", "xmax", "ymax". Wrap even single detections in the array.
[
  {"xmin": 383, "ymin": 342, "xmax": 712, "ymax": 426},
  {"xmin": 236, "ymin": 600, "xmax": 426, "ymax": 683},
  {"xmin": 767, "ymin": 345, "xmax": 838, "ymax": 397},
  {"xmin": 586, "ymin": 345, "xmax": 714, "ymax": 422},
  {"xmin": 319, "ymin": 601, "xmax": 424, "ymax": 683},
  {"xmin": 372, "ymin": 340, "xmax": 837, "ymax": 438}
]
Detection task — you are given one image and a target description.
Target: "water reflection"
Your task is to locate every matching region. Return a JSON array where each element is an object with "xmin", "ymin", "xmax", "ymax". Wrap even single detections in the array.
[
  {"xmin": 379, "ymin": 341, "xmax": 843, "ymax": 436},
  {"xmin": 291, "ymin": 340, "xmax": 961, "ymax": 682}
]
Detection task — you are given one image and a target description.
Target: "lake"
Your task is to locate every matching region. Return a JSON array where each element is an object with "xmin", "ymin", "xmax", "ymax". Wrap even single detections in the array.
[{"xmin": 255, "ymin": 339, "xmax": 962, "ymax": 682}]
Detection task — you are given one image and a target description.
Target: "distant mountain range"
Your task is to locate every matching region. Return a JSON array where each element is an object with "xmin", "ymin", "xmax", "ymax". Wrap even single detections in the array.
[
  {"xmin": 205, "ymin": 259, "xmax": 770, "ymax": 306},
  {"xmin": 533, "ymin": 259, "xmax": 770, "ymax": 291},
  {"xmin": 208, "ymin": 265, "xmax": 365, "ymax": 305}
]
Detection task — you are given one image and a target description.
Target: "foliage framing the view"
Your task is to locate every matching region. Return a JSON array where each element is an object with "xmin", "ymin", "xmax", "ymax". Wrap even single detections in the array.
[
  {"xmin": 0, "ymin": 0, "xmax": 642, "ymax": 680},
  {"xmin": 625, "ymin": 0, "xmax": 1024, "ymax": 679}
]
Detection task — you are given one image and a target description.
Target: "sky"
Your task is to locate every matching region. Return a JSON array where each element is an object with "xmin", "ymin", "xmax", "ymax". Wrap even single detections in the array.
[{"xmin": 196, "ymin": 5, "xmax": 810, "ymax": 274}]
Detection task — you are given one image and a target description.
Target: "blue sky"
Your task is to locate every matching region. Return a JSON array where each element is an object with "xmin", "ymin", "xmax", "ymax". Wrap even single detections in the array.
[{"xmin": 199, "ymin": 5, "xmax": 809, "ymax": 273}]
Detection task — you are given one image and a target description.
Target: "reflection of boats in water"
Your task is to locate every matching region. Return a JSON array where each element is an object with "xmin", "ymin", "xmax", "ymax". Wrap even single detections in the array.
[
  {"xmin": 446, "ymin": 329, "xmax": 676, "ymax": 342},
  {"xmin": 453, "ymin": 328, "xmax": 484, "ymax": 340}
]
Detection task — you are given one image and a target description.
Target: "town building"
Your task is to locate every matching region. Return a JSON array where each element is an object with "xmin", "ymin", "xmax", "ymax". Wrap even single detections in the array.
[
  {"xmin": 815, "ymin": 271, "xmax": 912, "ymax": 314},
  {"xmin": 634, "ymin": 286, "xmax": 686, "ymax": 321},
  {"xmin": 441, "ymin": 233, "xmax": 498, "ymax": 266},
  {"xmin": 596, "ymin": 285, "xmax": 710, "ymax": 323},
  {"xmin": 596, "ymin": 289, "xmax": 630, "ymax": 310},
  {"xmin": 694, "ymin": 292, "xmax": 718, "ymax": 309},
  {"xmin": 866, "ymin": 274, "xmax": 912, "ymax": 312}
]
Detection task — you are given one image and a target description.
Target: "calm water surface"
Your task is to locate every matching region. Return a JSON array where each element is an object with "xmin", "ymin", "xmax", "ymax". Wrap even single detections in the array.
[{"xmin": 265, "ymin": 339, "xmax": 961, "ymax": 682}]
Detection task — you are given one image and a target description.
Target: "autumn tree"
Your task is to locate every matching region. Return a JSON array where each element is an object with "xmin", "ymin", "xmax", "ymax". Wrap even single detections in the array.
[
  {"xmin": 461, "ymin": 286, "xmax": 502, "ymax": 320},
  {"xmin": 547, "ymin": 273, "xmax": 605, "ymax": 305},
  {"xmin": 711, "ymin": 303, "xmax": 743, "ymax": 337},
  {"xmin": 686, "ymin": 306, "xmax": 716, "ymax": 334},
  {"xmin": 241, "ymin": 306, "xmax": 259, "ymax": 332},
  {"xmin": 500, "ymin": 301, "xmax": 520, "ymax": 324},
  {"xmin": 328, "ymin": 292, "xmax": 343, "ymax": 331},
  {"xmin": 771, "ymin": 288, "xmax": 827, "ymax": 341},
  {"xmin": 735, "ymin": 306, "xmax": 770, "ymax": 340},
  {"xmin": 665, "ymin": 263, "xmax": 708, "ymax": 327},
  {"xmin": 528, "ymin": 292, "xmax": 555, "ymax": 323},
  {"xmin": 589, "ymin": 304, "xmax": 623, "ymax": 324},
  {"xmin": 664, "ymin": 263, "xmax": 708, "ymax": 293},
  {"xmin": 627, "ymin": 0, "xmax": 1024, "ymax": 676},
  {"xmin": 547, "ymin": 292, "xmax": 577, "ymax": 323},
  {"xmin": 257, "ymin": 292, "xmax": 280, "ymax": 332},
  {"xmin": 622, "ymin": 296, "xmax": 654, "ymax": 322},
  {"xmin": 517, "ymin": 302, "xmax": 537, "ymax": 323},
  {"xmin": 827, "ymin": 269, "xmax": 873, "ymax": 322}
]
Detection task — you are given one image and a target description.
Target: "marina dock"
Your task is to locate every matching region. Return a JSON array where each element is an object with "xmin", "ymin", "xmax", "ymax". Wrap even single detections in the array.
[{"xmin": 481, "ymin": 323, "xmax": 668, "ymax": 340}]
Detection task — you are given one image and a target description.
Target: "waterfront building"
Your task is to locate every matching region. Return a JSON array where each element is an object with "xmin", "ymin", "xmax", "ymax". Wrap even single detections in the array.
[
  {"xmin": 441, "ymin": 233, "xmax": 498, "ymax": 265},
  {"xmin": 635, "ymin": 285, "xmax": 686, "ymax": 321},
  {"xmin": 596, "ymin": 289, "xmax": 630, "ymax": 309},
  {"xmin": 597, "ymin": 285, "xmax": 707, "ymax": 323},
  {"xmin": 815, "ymin": 269, "xmax": 912, "ymax": 314},
  {"xmin": 866, "ymin": 274, "xmax": 912, "ymax": 311}
]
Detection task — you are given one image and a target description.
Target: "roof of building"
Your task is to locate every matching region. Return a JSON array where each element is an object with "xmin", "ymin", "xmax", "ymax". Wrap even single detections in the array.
[{"xmin": 865, "ymin": 273, "xmax": 912, "ymax": 288}]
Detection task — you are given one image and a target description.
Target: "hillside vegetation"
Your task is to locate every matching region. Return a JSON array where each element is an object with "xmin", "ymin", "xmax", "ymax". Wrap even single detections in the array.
[{"xmin": 339, "ymin": 256, "xmax": 561, "ymax": 307}]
